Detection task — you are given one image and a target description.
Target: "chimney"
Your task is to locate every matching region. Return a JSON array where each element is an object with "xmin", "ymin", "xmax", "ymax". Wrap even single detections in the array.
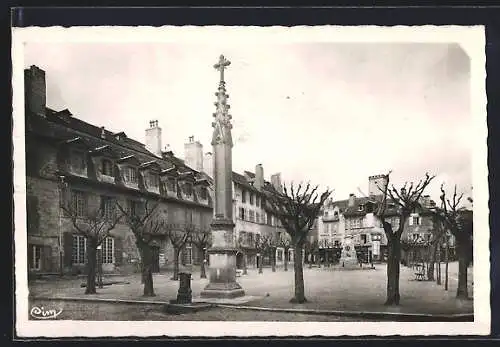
[
  {"xmin": 100, "ymin": 126, "xmax": 106, "ymax": 139},
  {"xmin": 348, "ymin": 193, "xmax": 356, "ymax": 207},
  {"xmin": 368, "ymin": 174, "xmax": 388, "ymax": 196},
  {"xmin": 24, "ymin": 65, "xmax": 46, "ymax": 117},
  {"xmin": 255, "ymin": 164, "xmax": 264, "ymax": 191},
  {"xmin": 270, "ymin": 173, "xmax": 283, "ymax": 193},
  {"xmin": 203, "ymin": 152, "xmax": 214, "ymax": 178},
  {"xmin": 145, "ymin": 120, "xmax": 162, "ymax": 157},
  {"xmin": 184, "ymin": 136, "xmax": 203, "ymax": 171}
]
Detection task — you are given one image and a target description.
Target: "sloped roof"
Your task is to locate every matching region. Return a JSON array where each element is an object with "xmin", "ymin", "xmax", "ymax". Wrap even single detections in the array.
[{"xmin": 26, "ymin": 110, "xmax": 200, "ymax": 177}]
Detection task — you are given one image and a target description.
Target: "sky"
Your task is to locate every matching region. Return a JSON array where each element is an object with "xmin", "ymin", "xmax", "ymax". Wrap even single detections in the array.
[{"xmin": 24, "ymin": 41, "xmax": 473, "ymax": 206}]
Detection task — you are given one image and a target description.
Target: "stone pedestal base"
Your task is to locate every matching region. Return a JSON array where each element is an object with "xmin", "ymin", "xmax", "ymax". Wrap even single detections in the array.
[{"xmin": 200, "ymin": 247, "xmax": 245, "ymax": 299}]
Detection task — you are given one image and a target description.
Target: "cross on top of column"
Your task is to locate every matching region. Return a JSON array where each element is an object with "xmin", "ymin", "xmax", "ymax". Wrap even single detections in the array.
[{"xmin": 213, "ymin": 54, "xmax": 231, "ymax": 83}]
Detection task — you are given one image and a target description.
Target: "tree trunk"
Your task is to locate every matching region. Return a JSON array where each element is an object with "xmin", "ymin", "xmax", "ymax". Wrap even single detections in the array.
[
  {"xmin": 316, "ymin": 250, "xmax": 321, "ymax": 268},
  {"xmin": 85, "ymin": 238, "xmax": 98, "ymax": 295},
  {"xmin": 140, "ymin": 245, "xmax": 155, "ymax": 297},
  {"xmin": 200, "ymin": 248, "xmax": 207, "ymax": 279},
  {"xmin": 427, "ymin": 244, "xmax": 436, "ymax": 281},
  {"xmin": 456, "ymin": 237, "xmax": 469, "ymax": 299},
  {"xmin": 437, "ymin": 247, "xmax": 441, "ymax": 285},
  {"xmin": 290, "ymin": 243, "xmax": 306, "ymax": 303},
  {"xmin": 445, "ymin": 242, "xmax": 449, "ymax": 291},
  {"xmin": 284, "ymin": 248, "xmax": 288, "ymax": 272},
  {"xmin": 271, "ymin": 248, "xmax": 276, "ymax": 272},
  {"xmin": 258, "ymin": 252, "xmax": 263, "ymax": 274},
  {"xmin": 385, "ymin": 236, "xmax": 401, "ymax": 306},
  {"xmin": 172, "ymin": 248, "xmax": 180, "ymax": 280},
  {"xmin": 242, "ymin": 251, "xmax": 248, "ymax": 275}
]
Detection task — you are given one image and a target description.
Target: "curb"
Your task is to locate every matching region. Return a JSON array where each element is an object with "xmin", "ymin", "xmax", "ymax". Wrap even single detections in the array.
[
  {"xmin": 214, "ymin": 304, "xmax": 474, "ymax": 322},
  {"xmin": 31, "ymin": 296, "xmax": 473, "ymax": 322}
]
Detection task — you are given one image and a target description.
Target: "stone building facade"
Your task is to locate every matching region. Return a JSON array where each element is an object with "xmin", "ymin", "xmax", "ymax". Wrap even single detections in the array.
[{"xmin": 25, "ymin": 65, "xmax": 213, "ymax": 276}]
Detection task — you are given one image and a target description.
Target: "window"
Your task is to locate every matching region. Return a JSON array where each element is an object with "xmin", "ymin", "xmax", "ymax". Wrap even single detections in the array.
[
  {"xmin": 72, "ymin": 235, "xmax": 87, "ymax": 264},
  {"xmin": 249, "ymin": 210, "xmax": 255, "ymax": 222},
  {"xmin": 334, "ymin": 211, "xmax": 339, "ymax": 218},
  {"xmin": 101, "ymin": 159, "xmax": 114, "ymax": 176},
  {"xmin": 277, "ymin": 249, "xmax": 283, "ymax": 261},
  {"xmin": 334, "ymin": 240, "xmax": 340, "ymax": 247},
  {"xmin": 411, "ymin": 216, "xmax": 421, "ymax": 226},
  {"xmin": 123, "ymin": 166, "xmax": 137, "ymax": 184},
  {"xmin": 250, "ymin": 193, "xmax": 254, "ymax": 205},
  {"xmin": 239, "ymin": 207, "xmax": 245, "ymax": 220},
  {"xmin": 166, "ymin": 178, "xmax": 176, "ymax": 192},
  {"xmin": 199, "ymin": 187, "xmax": 208, "ymax": 200},
  {"xmin": 182, "ymin": 182, "xmax": 192, "ymax": 195},
  {"xmin": 267, "ymin": 212, "xmax": 272, "ymax": 226},
  {"xmin": 361, "ymin": 234, "xmax": 367, "ymax": 244},
  {"xmin": 71, "ymin": 190, "xmax": 87, "ymax": 217},
  {"xmin": 101, "ymin": 237, "xmax": 114, "ymax": 264},
  {"xmin": 241, "ymin": 190, "xmax": 246, "ymax": 203},
  {"xmin": 425, "ymin": 233, "xmax": 432, "ymax": 242},
  {"xmin": 256, "ymin": 197, "xmax": 260, "ymax": 207},
  {"xmin": 69, "ymin": 150, "xmax": 86, "ymax": 172},
  {"xmin": 412, "ymin": 233, "xmax": 419, "ymax": 241},
  {"xmin": 358, "ymin": 204, "xmax": 364, "ymax": 212},
  {"xmin": 351, "ymin": 218, "xmax": 362, "ymax": 229},
  {"xmin": 148, "ymin": 173, "xmax": 160, "ymax": 189},
  {"xmin": 29, "ymin": 245, "xmax": 42, "ymax": 270},
  {"xmin": 372, "ymin": 234, "xmax": 382, "ymax": 241},
  {"xmin": 256, "ymin": 212, "xmax": 260, "ymax": 224},
  {"xmin": 101, "ymin": 196, "xmax": 116, "ymax": 220}
]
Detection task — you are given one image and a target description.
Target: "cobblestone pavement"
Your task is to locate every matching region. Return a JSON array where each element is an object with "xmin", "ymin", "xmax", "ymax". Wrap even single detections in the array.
[{"xmin": 28, "ymin": 262, "xmax": 473, "ymax": 316}]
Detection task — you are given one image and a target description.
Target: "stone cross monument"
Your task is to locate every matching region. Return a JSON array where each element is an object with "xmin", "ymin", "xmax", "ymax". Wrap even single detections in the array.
[{"xmin": 200, "ymin": 55, "xmax": 245, "ymax": 299}]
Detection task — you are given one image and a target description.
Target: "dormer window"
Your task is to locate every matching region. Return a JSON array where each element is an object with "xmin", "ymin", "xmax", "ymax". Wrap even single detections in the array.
[
  {"xmin": 122, "ymin": 166, "xmax": 137, "ymax": 184},
  {"xmin": 183, "ymin": 182, "xmax": 193, "ymax": 196},
  {"xmin": 200, "ymin": 187, "xmax": 208, "ymax": 200},
  {"xmin": 101, "ymin": 159, "xmax": 114, "ymax": 177},
  {"xmin": 334, "ymin": 211, "xmax": 339, "ymax": 218},
  {"xmin": 166, "ymin": 177, "xmax": 177, "ymax": 192},
  {"xmin": 358, "ymin": 204, "xmax": 364, "ymax": 212},
  {"xmin": 147, "ymin": 172, "xmax": 159, "ymax": 189}
]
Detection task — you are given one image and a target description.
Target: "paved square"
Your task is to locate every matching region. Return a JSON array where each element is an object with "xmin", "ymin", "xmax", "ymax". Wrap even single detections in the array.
[{"xmin": 29, "ymin": 262, "xmax": 473, "ymax": 316}]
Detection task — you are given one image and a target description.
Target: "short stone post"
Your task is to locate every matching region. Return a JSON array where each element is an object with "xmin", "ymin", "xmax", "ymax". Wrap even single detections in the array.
[{"xmin": 176, "ymin": 272, "xmax": 192, "ymax": 304}]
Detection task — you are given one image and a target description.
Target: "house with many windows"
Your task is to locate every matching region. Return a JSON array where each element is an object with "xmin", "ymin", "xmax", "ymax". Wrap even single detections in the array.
[
  {"xmin": 316, "ymin": 175, "xmax": 444, "ymax": 264},
  {"xmin": 25, "ymin": 65, "xmax": 213, "ymax": 276}
]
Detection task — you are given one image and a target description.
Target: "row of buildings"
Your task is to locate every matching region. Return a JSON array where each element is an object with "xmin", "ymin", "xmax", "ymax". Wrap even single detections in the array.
[
  {"xmin": 24, "ymin": 65, "xmax": 460, "ymax": 277},
  {"xmin": 25, "ymin": 65, "xmax": 290, "ymax": 276},
  {"xmin": 314, "ymin": 175, "xmax": 457, "ymax": 265}
]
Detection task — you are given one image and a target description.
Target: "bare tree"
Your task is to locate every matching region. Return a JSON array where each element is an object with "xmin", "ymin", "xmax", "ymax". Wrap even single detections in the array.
[
  {"xmin": 374, "ymin": 172, "xmax": 435, "ymax": 306},
  {"xmin": 61, "ymin": 194, "xmax": 122, "ymax": 295},
  {"xmin": 265, "ymin": 182, "xmax": 331, "ymax": 303},
  {"xmin": 191, "ymin": 227, "xmax": 211, "ymax": 279},
  {"xmin": 278, "ymin": 233, "xmax": 291, "ymax": 272},
  {"xmin": 165, "ymin": 223, "xmax": 194, "ymax": 280},
  {"xmin": 254, "ymin": 234, "xmax": 271, "ymax": 274},
  {"xmin": 433, "ymin": 184, "xmax": 473, "ymax": 299},
  {"xmin": 116, "ymin": 199, "xmax": 161, "ymax": 297}
]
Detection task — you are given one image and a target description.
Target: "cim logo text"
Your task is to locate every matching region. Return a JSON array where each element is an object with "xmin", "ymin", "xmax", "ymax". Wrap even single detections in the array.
[{"xmin": 30, "ymin": 306, "xmax": 63, "ymax": 319}]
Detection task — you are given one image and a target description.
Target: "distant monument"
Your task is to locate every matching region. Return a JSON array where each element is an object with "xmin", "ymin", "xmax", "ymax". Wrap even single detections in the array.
[
  {"xmin": 200, "ymin": 55, "xmax": 245, "ymax": 298},
  {"xmin": 339, "ymin": 235, "xmax": 360, "ymax": 269}
]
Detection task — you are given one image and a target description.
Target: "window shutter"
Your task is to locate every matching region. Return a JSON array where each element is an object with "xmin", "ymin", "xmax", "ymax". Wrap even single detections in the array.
[
  {"xmin": 63, "ymin": 232, "xmax": 73, "ymax": 268},
  {"xmin": 114, "ymin": 236, "xmax": 123, "ymax": 265}
]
